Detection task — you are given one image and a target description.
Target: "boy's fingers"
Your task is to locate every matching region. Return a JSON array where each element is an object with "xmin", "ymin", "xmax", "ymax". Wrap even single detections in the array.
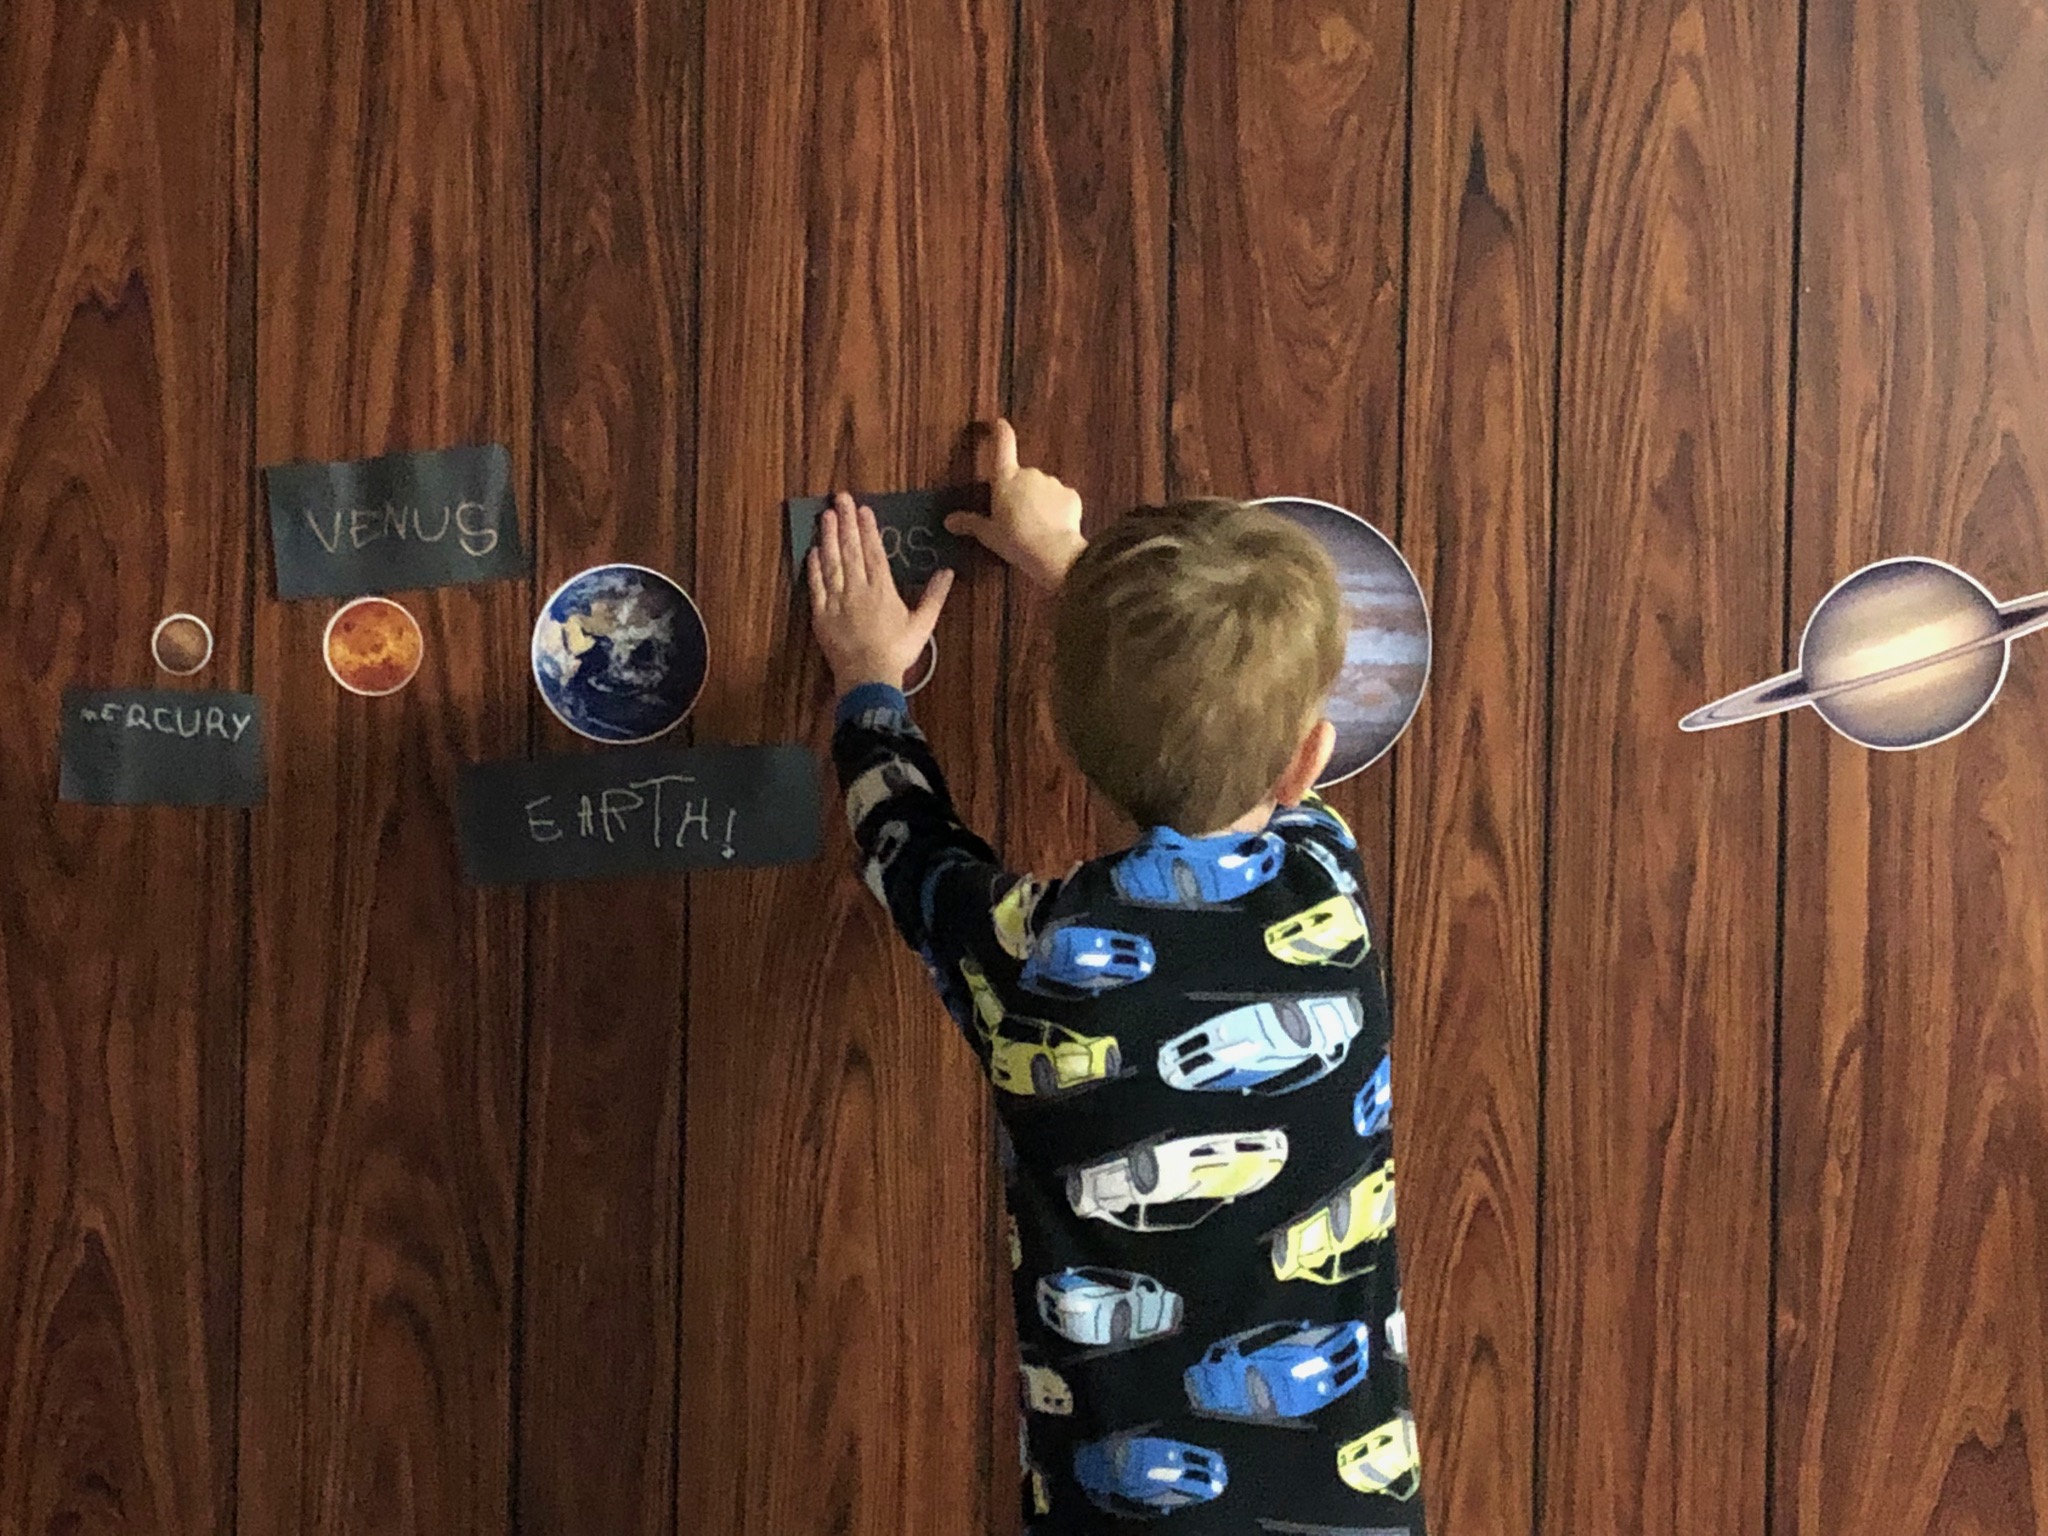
[
  {"xmin": 857, "ymin": 504, "xmax": 889, "ymax": 583},
  {"xmin": 990, "ymin": 418, "xmax": 1019, "ymax": 481},
  {"xmin": 945, "ymin": 511, "xmax": 992, "ymax": 546},
  {"xmin": 911, "ymin": 567, "xmax": 956, "ymax": 631},
  {"xmin": 816, "ymin": 509, "xmax": 845, "ymax": 591},
  {"xmin": 806, "ymin": 547, "xmax": 828, "ymax": 611},
  {"xmin": 833, "ymin": 496, "xmax": 866, "ymax": 586}
]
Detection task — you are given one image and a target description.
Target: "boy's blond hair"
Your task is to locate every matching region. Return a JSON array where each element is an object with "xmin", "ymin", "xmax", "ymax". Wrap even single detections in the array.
[{"xmin": 1052, "ymin": 499, "xmax": 1345, "ymax": 833}]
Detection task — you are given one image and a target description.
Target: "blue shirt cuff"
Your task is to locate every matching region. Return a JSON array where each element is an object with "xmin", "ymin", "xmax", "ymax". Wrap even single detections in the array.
[{"xmin": 836, "ymin": 682, "xmax": 911, "ymax": 728}]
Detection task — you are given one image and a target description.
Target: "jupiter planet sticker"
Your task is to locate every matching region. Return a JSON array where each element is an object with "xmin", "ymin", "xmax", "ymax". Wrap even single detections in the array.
[
  {"xmin": 324, "ymin": 596, "xmax": 424, "ymax": 697},
  {"xmin": 1254, "ymin": 496, "xmax": 1432, "ymax": 785}
]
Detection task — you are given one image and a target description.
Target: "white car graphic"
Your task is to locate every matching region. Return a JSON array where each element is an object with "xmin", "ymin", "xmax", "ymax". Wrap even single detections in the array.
[
  {"xmin": 1158, "ymin": 996, "xmax": 1363, "ymax": 1094},
  {"xmin": 1065, "ymin": 1131, "xmax": 1288, "ymax": 1231}
]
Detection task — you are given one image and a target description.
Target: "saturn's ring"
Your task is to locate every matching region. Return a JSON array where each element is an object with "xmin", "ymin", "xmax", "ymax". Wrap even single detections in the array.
[{"xmin": 1680, "ymin": 595, "xmax": 2048, "ymax": 733}]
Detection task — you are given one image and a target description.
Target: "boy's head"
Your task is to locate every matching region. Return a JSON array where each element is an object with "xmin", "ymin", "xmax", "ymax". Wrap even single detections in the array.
[{"xmin": 1052, "ymin": 499, "xmax": 1345, "ymax": 833}]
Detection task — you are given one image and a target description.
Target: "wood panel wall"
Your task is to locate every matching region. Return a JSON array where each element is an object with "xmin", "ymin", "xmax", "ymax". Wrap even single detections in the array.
[{"xmin": 3, "ymin": 3, "xmax": 2046, "ymax": 1534}]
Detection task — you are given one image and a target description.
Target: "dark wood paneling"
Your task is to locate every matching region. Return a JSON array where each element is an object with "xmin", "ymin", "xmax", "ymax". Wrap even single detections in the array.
[
  {"xmin": 1006, "ymin": 0, "xmax": 1173, "ymax": 876},
  {"xmin": 1545, "ymin": 2, "xmax": 1796, "ymax": 1532},
  {"xmin": 0, "ymin": 2, "xmax": 250, "ymax": 1529},
  {"xmin": 241, "ymin": 2, "xmax": 533, "ymax": 1530},
  {"xmin": 520, "ymin": 1, "xmax": 699, "ymax": 1531},
  {"xmin": 677, "ymin": 2, "xmax": 1010, "ymax": 1531},
  {"xmin": 1776, "ymin": 4, "xmax": 2048, "ymax": 1531},
  {"xmin": 1171, "ymin": 0, "xmax": 1411, "ymax": 914},
  {"xmin": 1394, "ymin": 0, "xmax": 1558, "ymax": 1528}
]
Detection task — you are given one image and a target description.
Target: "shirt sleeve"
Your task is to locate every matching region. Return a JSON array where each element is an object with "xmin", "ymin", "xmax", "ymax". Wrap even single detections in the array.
[{"xmin": 831, "ymin": 682, "xmax": 1039, "ymax": 1048}]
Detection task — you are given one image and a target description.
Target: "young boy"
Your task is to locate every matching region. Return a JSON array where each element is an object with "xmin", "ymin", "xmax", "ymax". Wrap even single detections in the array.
[{"xmin": 807, "ymin": 422, "xmax": 1423, "ymax": 1534}]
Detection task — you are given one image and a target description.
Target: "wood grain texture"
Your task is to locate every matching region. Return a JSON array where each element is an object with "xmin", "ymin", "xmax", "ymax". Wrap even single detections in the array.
[
  {"xmin": 1005, "ymin": 0, "xmax": 1173, "ymax": 879},
  {"xmin": 1170, "ymin": 0, "xmax": 1410, "ymax": 920},
  {"xmin": 242, "ymin": 2, "xmax": 532, "ymax": 1530},
  {"xmin": 677, "ymin": 2, "xmax": 1010, "ymax": 1531},
  {"xmin": 1393, "ymin": 0, "xmax": 1558, "ymax": 1528},
  {"xmin": 1545, "ymin": 2, "xmax": 1796, "ymax": 1532},
  {"xmin": 520, "ymin": 1, "xmax": 699, "ymax": 1531},
  {"xmin": 0, "ymin": 2, "xmax": 250, "ymax": 1529},
  {"xmin": 1776, "ymin": 3, "xmax": 2048, "ymax": 1531}
]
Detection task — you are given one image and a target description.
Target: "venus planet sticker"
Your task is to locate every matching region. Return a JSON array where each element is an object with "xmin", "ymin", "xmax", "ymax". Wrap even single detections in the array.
[
  {"xmin": 151, "ymin": 613, "xmax": 214, "ymax": 675},
  {"xmin": 324, "ymin": 596, "xmax": 424, "ymax": 697}
]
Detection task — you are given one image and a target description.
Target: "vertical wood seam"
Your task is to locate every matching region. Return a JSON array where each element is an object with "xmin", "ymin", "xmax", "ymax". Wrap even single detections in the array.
[
  {"xmin": 1384, "ymin": 0, "xmax": 1418, "ymax": 985},
  {"xmin": 1534, "ymin": 5, "xmax": 1575, "ymax": 1533},
  {"xmin": 1764, "ymin": 4, "xmax": 1813, "ymax": 1532},
  {"xmin": 1163, "ymin": 0, "xmax": 1184, "ymax": 503}
]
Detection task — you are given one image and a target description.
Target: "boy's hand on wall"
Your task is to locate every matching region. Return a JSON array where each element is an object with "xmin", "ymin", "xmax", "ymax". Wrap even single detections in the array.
[
  {"xmin": 945, "ymin": 418, "xmax": 1086, "ymax": 591},
  {"xmin": 808, "ymin": 493, "xmax": 955, "ymax": 695}
]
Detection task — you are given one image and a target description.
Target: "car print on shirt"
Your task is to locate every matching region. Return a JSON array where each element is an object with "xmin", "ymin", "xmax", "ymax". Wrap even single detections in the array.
[
  {"xmin": 1183, "ymin": 1318, "xmax": 1372, "ymax": 1421},
  {"xmin": 1269, "ymin": 1159, "xmax": 1396, "ymax": 1285},
  {"xmin": 1265, "ymin": 894, "xmax": 1372, "ymax": 968},
  {"xmin": 1384, "ymin": 1294, "xmax": 1408, "ymax": 1365},
  {"xmin": 1020, "ymin": 1350, "xmax": 1075, "ymax": 1415},
  {"xmin": 959, "ymin": 958, "xmax": 1122, "ymax": 1096},
  {"xmin": 1299, "ymin": 836, "xmax": 1360, "ymax": 896},
  {"xmin": 1353, "ymin": 1052, "xmax": 1392, "ymax": 1137},
  {"xmin": 860, "ymin": 820, "xmax": 911, "ymax": 907},
  {"xmin": 1020, "ymin": 1420, "xmax": 1053, "ymax": 1516},
  {"xmin": 844, "ymin": 757, "xmax": 932, "ymax": 833},
  {"xmin": 1020, "ymin": 920, "xmax": 1157, "ymax": 1000},
  {"xmin": 1037, "ymin": 1267, "xmax": 1184, "ymax": 1348},
  {"xmin": 1338, "ymin": 1411, "xmax": 1421, "ymax": 1500},
  {"xmin": 1073, "ymin": 1433, "xmax": 1228, "ymax": 1518},
  {"xmin": 1271, "ymin": 794, "xmax": 1358, "ymax": 850},
  {"xmin": 992, "ymin": 875, "xmax": 1050, "ymax": 960},
  {"xmin": 1112, "ymin": 828, "xmax": 1285, "ymax": 908},
  {"xmin": 1159, "ymin": 994, "xmax": 1364, "ymax": 1094},
  {"xmin": 1065, "ymin": 1130, "xmax": 1288, "ymax": 1231}
]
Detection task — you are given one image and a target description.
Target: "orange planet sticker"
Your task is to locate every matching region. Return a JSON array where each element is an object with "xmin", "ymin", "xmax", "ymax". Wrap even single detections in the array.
[
  {"xmin": 323, "ymin": 596, "xmax": 423, "ymax": 697},
  {"xmin": 151, "ymin": 612, "xmax": 214, "ymax": 675}
]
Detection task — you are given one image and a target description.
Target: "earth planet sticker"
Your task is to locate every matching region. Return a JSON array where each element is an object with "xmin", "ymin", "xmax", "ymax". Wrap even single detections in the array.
[{"xmin": 531, "ymin": 563, "xmax": 708, "ymax": 745}]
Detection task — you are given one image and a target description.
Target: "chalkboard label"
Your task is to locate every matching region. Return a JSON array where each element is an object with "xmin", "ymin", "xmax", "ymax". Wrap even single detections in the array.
[
  {"xmin": 265, "ymin": 443, "xmax": 531, "ymax": 598},
  {"xmin": 457, "ymin": 743, "xmax": 823, "ymax": 885},
  {"xmin": 786, "ymin": 484, "xmax": 989, "ymax": 595},
  {"xmin": 60, "ymin": 688, "xmax": 265, "ymax": 806}
]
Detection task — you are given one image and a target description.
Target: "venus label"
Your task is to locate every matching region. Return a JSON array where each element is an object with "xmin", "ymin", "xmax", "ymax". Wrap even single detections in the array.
[{"xmin": 265, "ymin": 442, "xmax": 530, "ymax": 598}]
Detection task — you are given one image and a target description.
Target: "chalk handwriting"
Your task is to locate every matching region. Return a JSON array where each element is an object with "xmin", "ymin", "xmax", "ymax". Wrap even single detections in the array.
[
  {"xmin": 302, "ymin": 499, "xmax": 500, "ymax": 558},
  {"xmin": 877, "ymin": 523, "xmax": 940, "ymax": 574},
  {"xmin": 521, "ymin": 773, "xmax": 742, "ymax": 858},
  {"xmin": 79, "ymin": 701, "xmax": 253, "ymax": 741}
]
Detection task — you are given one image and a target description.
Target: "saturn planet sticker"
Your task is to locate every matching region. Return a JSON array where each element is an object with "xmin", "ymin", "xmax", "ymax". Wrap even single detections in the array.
[{"xmin": 1682, "ymin": 556, "xmax": 2048, "ymax": 750}]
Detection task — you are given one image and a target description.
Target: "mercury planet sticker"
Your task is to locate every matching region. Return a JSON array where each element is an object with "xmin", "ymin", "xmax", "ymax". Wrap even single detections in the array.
[
  {"xmin": 151, "ymin": 613, "xmax": 214, "ymax": 675},
  {"xmin": 324, "ymin": 596, "xmax": 424, "ymax": 696},
  {"xmin": 1252, "ymin": 497, "xmax": 1432, "ymax": 785}
]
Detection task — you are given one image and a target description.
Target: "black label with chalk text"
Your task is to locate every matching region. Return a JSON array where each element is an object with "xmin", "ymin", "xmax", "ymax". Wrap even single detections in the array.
[
  {"xmin": 265, "ymin": 442, "xmax": 530, "ymax": 598},
  {"xmin": 60, "ymin": 689, "xmax": 265, "ymax": 806},
  {"xmin": 786, "ymin": 484, "xmax": 988, "ymax": 596},
  {"xmin": 456, "ymin": 743, "xmax": 823, "ymax": 885}
]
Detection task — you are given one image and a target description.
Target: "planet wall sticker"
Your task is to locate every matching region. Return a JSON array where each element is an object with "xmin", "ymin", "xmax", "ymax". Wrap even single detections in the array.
[
  {"xmin": 1253, "ymin": 496, "xmax": 1433, "ymax": 785},
  {"xmin": 532, "ymin": 562, "xmax": 708, "ymax": 744},
  {"xmin": 324, "ymin": 596, "xmax": 423, "ymax": 697},
  {"xmin": 151, "ymin": 612, "xmax": 214, "ymax": 676},
  {"xmin": 1682, "ymin": 556, "xmax": 2048, "ymax": 750}
]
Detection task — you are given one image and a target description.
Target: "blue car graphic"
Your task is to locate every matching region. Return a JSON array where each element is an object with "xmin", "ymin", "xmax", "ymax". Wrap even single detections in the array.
[
  {"xmin": 1183, "ymin": 1318, "xmax": 1372, "ymax": 1420},
  {"xmin": 1112, "ymin": 829, "xmax": 1285, "ymax": 908},
  {"xmin": 1072, "ymin": 1433, "xmax": 1227, "ymax": 1517},
  {"xmin": 1271, "ymin": 797, "xmax": 1357, "ymax": 851},
  {"xmin": 1021, "ymin": 922, "xmax": 1157, "ymax": 1000},
  {"xmin": 1353, "ymin": 1053, "xmax": 1392, "ymax": 1137}
]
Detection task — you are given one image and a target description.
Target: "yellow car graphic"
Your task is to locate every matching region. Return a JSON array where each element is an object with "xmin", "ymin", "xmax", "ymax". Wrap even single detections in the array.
[
  {"xmin": 1338, "ymin": 1410, "xmax": 1420, "ymax": 1499},
  {"xmin": 1008, "ymin": 1211, "xmax": 1023, "ymax": 1271},
  {"xmin": 1020, "ymin": 1360, "xmax": 1074, "ymax": 1415},
  {"xmin": 1265, "ymin": 895, "xmax": 1371, "ymax": 967},
  {"xmin": 1270, "ymin": 1159, "xmax": 1395, "ymax": 1284},
  {"xmin": 958, "ymin": 959, "xmax": 1122, "ymax": 1094},
  {"xmin": 991, "ymin": 877, "xmax": 1048, "ymax": 960}
]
